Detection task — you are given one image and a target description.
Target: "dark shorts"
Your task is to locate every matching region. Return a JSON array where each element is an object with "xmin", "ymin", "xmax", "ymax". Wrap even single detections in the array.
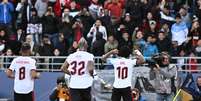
[
  {"xmin": 69, "ymin": 87, "xmax": 91, "ymax": 101},
  {"xmin": 112, "ymin": 87, "xmax": 132, "ymax": 101},
  {"xmin": 14, "ymin": 91, "xmax": 34, "ymax": 101}
]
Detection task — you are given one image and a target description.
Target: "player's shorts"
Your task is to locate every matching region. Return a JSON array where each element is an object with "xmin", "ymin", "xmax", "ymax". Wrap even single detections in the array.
[
  {"xmin": 111, "ymin": 87, "xmax": 132, "ymax": 101},
  {"xmin": 14, "ymin": 91, "xmax": 34, "ymax": 101},
  {"xmin": 69, "ymin": 87, "xmax": 91, "ymax": 101}
]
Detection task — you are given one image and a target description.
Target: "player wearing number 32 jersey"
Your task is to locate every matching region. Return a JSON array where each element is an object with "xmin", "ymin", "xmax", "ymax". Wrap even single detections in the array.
[
  {"xmin": 61, "ymin": 37, "xmax": 95, "ymax": 101},
  {"xmin": 102, "ymin": 46, "xmax": 145, "ymax": 101},
  {"xmin": 6, "ymin": 42, "xmax": 40, "ymax": 101}
]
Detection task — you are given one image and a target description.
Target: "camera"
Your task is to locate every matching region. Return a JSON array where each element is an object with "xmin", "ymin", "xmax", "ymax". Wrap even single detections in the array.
[{"xmin": 146, "ymin": 53, "xmax": 164, "ymax": 69}]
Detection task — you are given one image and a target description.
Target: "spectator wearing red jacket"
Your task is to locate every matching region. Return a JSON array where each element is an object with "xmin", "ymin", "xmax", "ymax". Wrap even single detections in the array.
[{"xmin": 105, "ymin": 0, "xmax": 123, "ymax": 25}]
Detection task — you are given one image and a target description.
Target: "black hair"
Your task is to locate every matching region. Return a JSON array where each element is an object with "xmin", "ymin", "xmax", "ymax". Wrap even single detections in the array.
[
  {"xmin": 118, "ymin": 46, "xmax": 131, "ymax": 58},
  {"xmin": 21, "ymin": 42, "xmax": 31, "ymax": 51}
]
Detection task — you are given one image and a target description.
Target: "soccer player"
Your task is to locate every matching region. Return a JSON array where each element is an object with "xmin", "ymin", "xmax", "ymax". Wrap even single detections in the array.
[
  {"xmin": 101, "ymin": 46, "xmax": 145, "ymax": 101},
  {"xmin": 5, "ymin": 42, "xmax": 40, "ymax": 101},
  {"xmin": 61, "ymin": 37, "xmax": 95, "ymax": 101}
]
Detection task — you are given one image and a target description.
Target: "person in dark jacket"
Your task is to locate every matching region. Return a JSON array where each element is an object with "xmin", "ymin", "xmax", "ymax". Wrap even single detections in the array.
[
  {"xmin": 156, "ymin": 31, "xmax": 171, "ymax": 53},
  {"xmin": 91, "ymin": 32, "xmax": 106, "ymax": 56}
]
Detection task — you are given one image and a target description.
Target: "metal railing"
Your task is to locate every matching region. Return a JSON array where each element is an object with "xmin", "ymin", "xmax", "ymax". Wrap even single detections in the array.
[{"xmin": 0, "ymin": 56, "xmax": 201, "ymax": 72}]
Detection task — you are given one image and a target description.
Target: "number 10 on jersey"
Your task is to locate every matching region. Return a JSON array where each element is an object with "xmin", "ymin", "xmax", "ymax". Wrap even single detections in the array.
[{"xmin": 116, "ymin": 67, "xmax": 128, "ymax": 79}]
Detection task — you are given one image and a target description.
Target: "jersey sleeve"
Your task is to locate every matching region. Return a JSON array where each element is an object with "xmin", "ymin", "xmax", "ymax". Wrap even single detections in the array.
[
  {"xmin": 9, "ymin": 59, "xmax": 16, "ymax": 71},
  {"xmin": 30, "ymin": 59, "xmax": 36, "ymax": 70},
  {"xmin": 132, "ymin": 59, "xmax": 137, "ymax": 66}
]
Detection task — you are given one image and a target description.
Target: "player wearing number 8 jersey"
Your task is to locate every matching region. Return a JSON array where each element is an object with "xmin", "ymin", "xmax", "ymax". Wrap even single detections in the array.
[
  {"xmin": 102, "ymin": 46, "xmax": 145, "ymax": 101},
  {"xmin": 5, "ymin": 42, "xmax": 40, "ymax": 101},
  {"xmin": 61, "ymin": 37, "xmax": 95, "ymax": 101}
]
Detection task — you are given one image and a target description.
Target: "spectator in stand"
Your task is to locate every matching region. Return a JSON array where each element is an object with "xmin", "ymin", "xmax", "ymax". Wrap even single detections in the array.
[
  {"xmin": 29, "ymin": 8, "xmax": 41, "ymax": 24},
  {"xmin": 51, "ymin": 49, "xmax": 65, "ymax": 69},
  {"xmin": 179, "ymin": 6, "xmax": 192, "ymax": 28},
  {"xmin": 68, "ymin": 41, "xmax": 78, "ymax": 54},
  {"xmin": 195, "ymin": 40, "xmax": 201, "ymax": 67},
  {"xmin": 188, "ymin": 51, "xmax": 198, "ymax": 72},
  {"xmin": 35, "ymin": 0, "xmax": 48, "ymax": 18},
  {"xmin": 87, "ymin": 19, "xmax": 107, "ymax": 44},
  {"xmin": 16, "ymin": 27, "xmax": 26, "ymax": 43},
  {"xmin": 69, "ymin": 1, "xmax": 80, "ymax": 12},
  {"xmin": 72, "ymin": 18, "xmax": 83, "ymax": 43},
  {"xmin": 0, "ymin": 29, "xmax": 8, "ymax": 49},
  {"xmin": 141, "ymin": 12, "xmax": 159, "ymax": 33},
  {"xmin": 118, "ymin": 31, "xmax": 133, "ymax": 50},
  {"xmin": 91, "ymin": 32, "xmax": 106, "ymax": 56},
  {"xmin": 171, "ymin": 14, "xmax": 188, "ymax": 46},
  {"xmin": 144, "ymin": 20, "xmax": 159, "ymax": 39},
  {"xmin": 53, "ymin": 33, "xmax": 68, "ymax": 56},
  {"xmin": 125, "ymin": 0, "xmax": 143, "ymax": 26},
  {"xmin": 143, "ymin": 35, "xmax": 158, "ymax": 57},
  {"xmin": 77, "ymin": 7, "xmax": 95, "ymax": 38},
  {"xmin": 159, "ymin": 22, "xmax": 171, "ymax": 39},
  {"xmin": 132, "ymin": 30, "xmax": 146, "ymax": 53},
  {"xmin": 38, "ymin": 35, "xmax": 54, "ymax": 56},
  {"xmin": 3, "ymin": 48, "xmax": 13, "ymax": 68},
  {"xmin": 41, "ymin": 6, "xmax": 58, "ymax": 44},
  {"xmin": 15, "ymin": 0, "xmax": 31, "ymax": 30},
  {"xmin": 58, "ymin": 8, "xmax": 73, "ymax": 47},
  {"xmin": 99, "ymin": 9, "xmax": 112, "ymax": 33},
  {"xmin": 88, "ymin": 0, "xmax": 100, "ymax": 19},
  {"xmin": 25, "ymin": 35, "xmax": 39, "ymax": 55},
  {"xmin": 176, "ymin": 47, "xmax": 187, "ymax": 71},
  {"xmin": 156, "ymin": 31, "xmax": 171, "ymax": 53},
  {"xmin": 0, "ymin": 0, "xmax": 14, "ymax": 31},
  {"xmin": 105, "ymin": 0, "xmax": 123, "ymax": 25},
  {"xmin": 53, "ymin": 0, "xmax": 72, "ymax": 17},
  {"xmin": 104, "ymin": 35, "xmax": 118, "ymax": 53},
  {"xmin": 159, "ymin": 5, "xmax": 175, "ymax": 24},
  {"xmin": 187, "ymin": 20, "xmax": 201, "ymax": 48},
  {"xmin": 122, "ymin": 13, "xmax": 135, "ymax": 36},
  {"xmin": 195, "ymin": 0, "xmax": 201, "ymax": 24}
]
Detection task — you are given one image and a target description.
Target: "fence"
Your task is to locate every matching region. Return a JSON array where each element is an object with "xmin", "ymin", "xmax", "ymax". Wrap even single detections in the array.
[
  {"xmin": 0, "ymin": 56, "xmax": 201, "ymax": 101},
  {"xmin": 1, "ymin": 56, "xmax": 201, "ymax": 71}
]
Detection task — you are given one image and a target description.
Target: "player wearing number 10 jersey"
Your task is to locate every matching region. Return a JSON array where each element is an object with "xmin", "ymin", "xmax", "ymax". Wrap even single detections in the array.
[
  {"xmin": 6, "ymin": 42, "xmax": 40, "ymax": 101},
  {"xmin": 102, "ymin": 46, "xmax": 145, "ymax": 101},
  {"xmin": 61, "ymin": 37, "xmax": 95, "ymax": 101}
]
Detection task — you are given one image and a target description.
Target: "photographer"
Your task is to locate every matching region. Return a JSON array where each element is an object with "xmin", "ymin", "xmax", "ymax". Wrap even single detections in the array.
[
  {"xmin": 49, "ymin": 76, "xmax": 70, "ymax": 101},
  {"xmin": 148, "ymin": 52, "xmax": 177, "ymax": 101}
]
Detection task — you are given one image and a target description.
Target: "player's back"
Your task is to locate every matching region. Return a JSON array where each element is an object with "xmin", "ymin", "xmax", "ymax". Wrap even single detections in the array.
[
  {"xmin": 9, "ymin": 56, "xmax": 36, "ymax": 94},
  {"xmin": 67, "ymin": 51, "xmax": 94, "ymax": 89},
  {"xmin": 109, "ymin": 58, "xmax": 136, "ymax": 88}
]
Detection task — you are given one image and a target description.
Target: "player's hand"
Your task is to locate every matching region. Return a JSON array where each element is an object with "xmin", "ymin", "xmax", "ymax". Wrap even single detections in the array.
[{"xmin": 134, "ymin": 50, "xmax": 142, "ymax": 56}]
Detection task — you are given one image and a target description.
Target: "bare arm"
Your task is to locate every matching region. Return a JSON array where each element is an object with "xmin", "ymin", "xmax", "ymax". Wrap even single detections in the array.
[
  {"xmin": 61, "ymin": 61, "xmax": 71, "ymax": 75},
  {"xmin": 31, "ymin": 70, "xmax": 40, "ymax": 79},
  {"xmin": 87, "ymin": 61, "xmax": 95, "ymax": 77},
  {"xmin": 101, "ymin": 49, "xmax": 118, "ymax": 61},
  {"xmin": 5, "ymin": 69, "xmax": 14, "ymax": 79},
  {"xmin": 134, "ymin": 50, "xmax": 145, "ymax": 65}
]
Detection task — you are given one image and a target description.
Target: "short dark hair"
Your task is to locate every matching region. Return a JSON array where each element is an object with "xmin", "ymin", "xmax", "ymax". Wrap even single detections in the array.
[
  {"xmin": 118, "ymin": 46, "xmax": 131, "ymax": 58},
  {"xmin": 21, "ymin": 42, "xmax": 31, "ymax": 51}
]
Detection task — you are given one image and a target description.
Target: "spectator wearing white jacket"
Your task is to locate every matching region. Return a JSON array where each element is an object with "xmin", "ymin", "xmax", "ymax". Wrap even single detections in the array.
[{"xmin": 87, "ymin": 19, "xmax": 107, "ymax": 44}]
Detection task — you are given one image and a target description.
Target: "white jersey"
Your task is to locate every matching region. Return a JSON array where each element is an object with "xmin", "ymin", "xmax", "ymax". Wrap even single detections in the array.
[
  {"xmin": 109, "ymin": 58, "xmax": 136, "ymax": 88},
  {"xmin": 66, "ymin": 51, "xmax": 94, "ymax": 89},
  {"xmin": 9, "ymin": 56, "xmax": 36, "ymax": 94}
]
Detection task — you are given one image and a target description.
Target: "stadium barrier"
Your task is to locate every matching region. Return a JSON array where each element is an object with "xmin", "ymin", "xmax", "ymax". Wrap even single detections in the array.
[{"xmin": 0, "ymin": 56, "xmax": 200, "ymax": 101}]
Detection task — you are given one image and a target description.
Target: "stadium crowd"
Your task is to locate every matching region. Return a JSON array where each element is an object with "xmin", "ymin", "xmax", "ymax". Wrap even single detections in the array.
[{"xmin": 0, "ymin": 0, "xmax": 201, "ymax": 67}]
